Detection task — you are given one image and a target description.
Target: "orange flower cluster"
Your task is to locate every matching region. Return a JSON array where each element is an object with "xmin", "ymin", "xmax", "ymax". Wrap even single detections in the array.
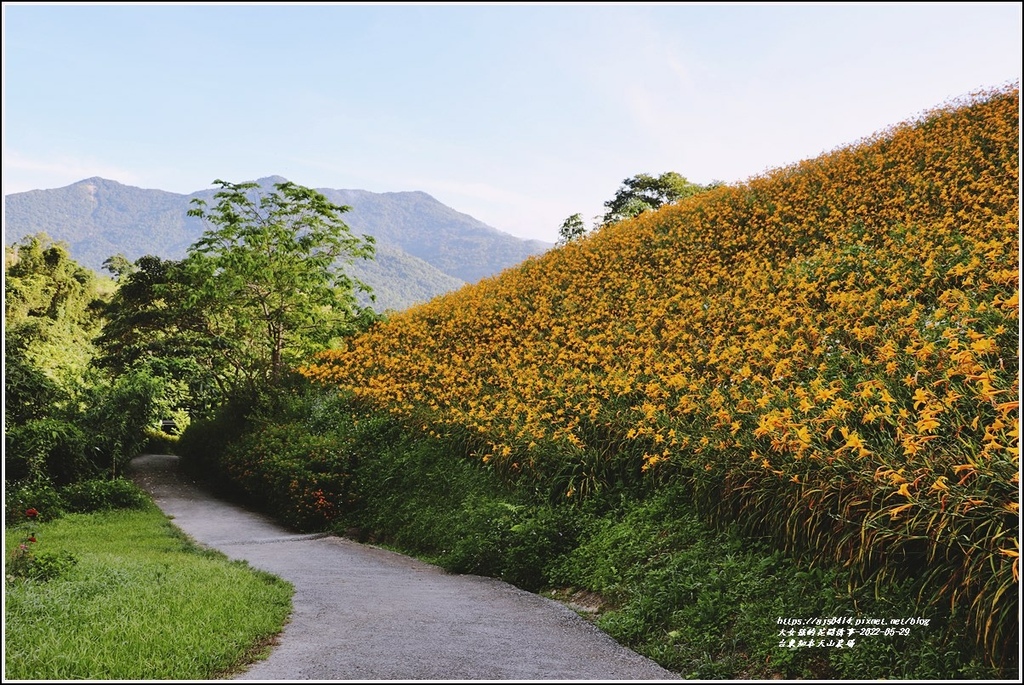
[{"xmin": 304, "ymin": 84, "xmax": 1019, "ymax": 660}]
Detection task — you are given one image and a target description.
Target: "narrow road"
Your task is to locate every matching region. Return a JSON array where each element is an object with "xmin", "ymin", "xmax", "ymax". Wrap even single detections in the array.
[{"xmin": 127, "ymin": 454, "xmax": 681, "ymax": 681}]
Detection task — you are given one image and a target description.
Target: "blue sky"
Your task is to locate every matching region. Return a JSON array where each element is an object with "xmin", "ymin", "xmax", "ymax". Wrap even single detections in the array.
[{"xmin": 3, "ymin": 2, "xmax": 1021, "ymax": 243}]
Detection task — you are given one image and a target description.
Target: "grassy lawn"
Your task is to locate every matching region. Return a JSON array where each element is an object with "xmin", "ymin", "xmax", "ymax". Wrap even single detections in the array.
[{"xmin": 4, "ymin": 504, "xmax": 293, "ymax": 680}]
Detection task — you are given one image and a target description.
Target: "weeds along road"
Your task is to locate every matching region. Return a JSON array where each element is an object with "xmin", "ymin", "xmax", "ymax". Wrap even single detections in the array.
[{"xmin": 127, "ymin": 454, "xmax": 681, "ymax": 681}]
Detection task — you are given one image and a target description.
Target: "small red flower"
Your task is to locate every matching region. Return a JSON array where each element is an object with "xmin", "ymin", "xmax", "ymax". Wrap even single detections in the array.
[
  {"xmin": 27, "ymin": 536, "xmax": 37, "ymax": 543},
  {"xmin": 25, "ymin": 508, "xmax": 39, "ymax": 519}
]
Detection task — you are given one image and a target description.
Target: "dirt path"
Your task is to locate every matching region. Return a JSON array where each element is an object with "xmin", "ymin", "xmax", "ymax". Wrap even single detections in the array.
[{"xmin": 127, "ymin": 454, "xmax": 681, "ymax": 680}]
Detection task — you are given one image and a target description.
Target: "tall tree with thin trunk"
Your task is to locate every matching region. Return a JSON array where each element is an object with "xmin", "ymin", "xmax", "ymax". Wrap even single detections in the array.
[{"xmin": 185, "ymin": 179, "xmax": 377, "ymax": 394}]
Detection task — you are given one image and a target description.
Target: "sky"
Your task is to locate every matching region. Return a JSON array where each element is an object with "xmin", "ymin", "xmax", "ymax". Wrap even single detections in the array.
[{"xmin": 2, "ymin": 2, "xmax": 1021, "ymax": 244}]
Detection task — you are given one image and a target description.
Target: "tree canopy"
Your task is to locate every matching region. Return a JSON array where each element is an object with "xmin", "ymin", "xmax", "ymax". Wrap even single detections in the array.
[
  {"xmin": 556, "ymin": 213, "xmax": 588, "ymax": 246},
  {"xmin": 94, "ymin": 255, "xmax": 221, "ymax": 416},
  {"xmin": 556, "ymin": 172, "xmax": 721, "ymax": 246},
  {"xmin": 601, "ymin": 172, "xmax": 712, "ymax": 225},
  {"xmin": 5, "ymin": 234, "xmax": 165, "ymax": 485},
  {"xmin": 4, "ymin": 233, "xmax": 105, "ymax": 384},
  {"xmin": 184, "ymin": 179, "xmax": 378, "ymax": 391}
]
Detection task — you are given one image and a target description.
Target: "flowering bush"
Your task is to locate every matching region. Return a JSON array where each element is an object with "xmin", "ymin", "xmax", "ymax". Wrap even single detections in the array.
[
  {"xmin": 6, "ymin": 509, "xmax": 78, "ymax": 583},
  {"xmin": 4, "ymin": 481, "xmax": 66, "ymax": 523}
]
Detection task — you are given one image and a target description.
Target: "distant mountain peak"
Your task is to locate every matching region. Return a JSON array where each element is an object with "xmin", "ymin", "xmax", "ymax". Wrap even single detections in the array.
[
  {"xmin": 73, "ymin": 176, "xmax": 122, "ymax": 189},
  {"xmin": 251, "ymin": 175, "xmax": 290, "ymax": 186}
]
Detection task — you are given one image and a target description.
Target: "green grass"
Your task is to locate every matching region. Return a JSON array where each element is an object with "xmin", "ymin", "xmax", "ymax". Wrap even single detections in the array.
[
  {"xmin": 4, "ymin": 504, "xmax": 293, "ymax": 680},
  {"xmin": 543, "ymin": 485, "xmax": 1009, "ymax": 680}
]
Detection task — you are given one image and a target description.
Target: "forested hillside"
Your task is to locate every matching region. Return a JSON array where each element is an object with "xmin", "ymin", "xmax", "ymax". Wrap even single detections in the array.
[{"xmin": 304, "ymin": 84, "xmax": 1019, "ymax": 666}]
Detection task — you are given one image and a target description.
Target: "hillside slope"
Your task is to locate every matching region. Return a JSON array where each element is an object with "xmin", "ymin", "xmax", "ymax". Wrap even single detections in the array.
[{"xmin": 306, "ymin": 84, "xmax": 1019, "ymax": 665}]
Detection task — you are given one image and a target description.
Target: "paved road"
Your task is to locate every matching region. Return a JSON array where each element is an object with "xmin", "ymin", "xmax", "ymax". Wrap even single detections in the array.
[{"xmin": 127, "ymin": 454, "xmax": 681, "ymax": 681}]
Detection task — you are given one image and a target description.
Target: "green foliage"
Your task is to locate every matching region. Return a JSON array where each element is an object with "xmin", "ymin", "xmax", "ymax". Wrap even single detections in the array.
[
  {"xmin": 556, "ymin": 213, "xmax": 589, "ymax": 246},
  {"xmin": 601, "ymin": 171, "xmax": 712, "ymax": 224},
  {"xmin": 442, "ymin": 499, "xmax": 581, "ymax": 591},
  {"xmin": 4, "ymin": 368, "xmax": 164, "ymax": 486},
  {"xmin": 4, "ymin": 481, "xmax": 67, "ymax": 523},
  {"xmin": 60, "ymin": 478, "xmax": 150, "ymax": 513},
  {"xmin": 94, "ymin": 255, "xmax": 223, "ymax": 418},
  {"xmin": 101, "ymin": 252, "xmax": 136, "ymax": 281},
  {"xmin": 4, "ymin": 233, "xmax": 105, "ymax": 385},
  {"xmin": 7, "ymin": 544, "xmax": 79, "ymax": 582},
  {"xmin": 185, "ymin": 179, "xmax": 377, "ymax": 392},
  {"xmin": 4, "ymin": 234, "xmax": 164, "ymax": 487},
  {"xmin": 3, "ymin": 507, "xmax": 293, "ymax": 680},
  {"xmin": 218, "ymin": 421, "xmax": 356, "ymax": 531},
  {"xmin": 81, "ymin": 367, "xmax": 167, "ymax": 478},
  {"xmin": 557, "ymin": 171, "xmax": 718, "ymax": 244},
  {"xmin": 175, "ymin": 395, "xmax": 255, "ymax": 491},
  {"xmin": 4, "ymin": 478, "xmax": 151, "ymax": 522},
  {"xmin": 342, "ymin": 427, "xmax": 494, "ymax": 550},
  {"xmin": 4, "ymin": 418, "xmax": 92, "ymax": 485},
  {"xmin": 442, "ymin": 498, "xmax": 527, "ymax": 579},
  {"xmin": 546, "ymin": 485, "xmax": 1006, "ymax": 679},
  {"xmin": 3, "ymin": 347, "xmax": 64, "ymax": 426}
]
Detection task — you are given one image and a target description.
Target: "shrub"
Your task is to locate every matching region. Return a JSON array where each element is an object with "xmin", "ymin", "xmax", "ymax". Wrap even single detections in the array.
[
  {"xmin": 442, "ymin": 498, "xmax": 523, "ymax": 579},
  {"xmin": 60, "ymin": 478, "xmax": 149, "ymax": 513},
  {"xmin": 219, "ymin": 422, "xmax": 354, "ymax": 531},
  {"xmin": 176, "ymin": 397, "xmax": 253, "ymax": 492},
  {"xmin": 4, "ymin": 481, "xmax": 66, "ymax": 523},
  {"xmin": 4, "ymin": 418, "xmax": 93, "ymax": 486},
  {"xmin": 498, "ymin": 504, "xmax": 582, "ymax": 591},
  {"xmin": 6, "ymin": 546, "xmax": 79, "ymax": 582}
]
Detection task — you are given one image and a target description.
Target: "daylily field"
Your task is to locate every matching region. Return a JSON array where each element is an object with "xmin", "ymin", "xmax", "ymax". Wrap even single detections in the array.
[{"xmin": 303, "ymin": 84, "xmax": 1019, "ymax": 662}]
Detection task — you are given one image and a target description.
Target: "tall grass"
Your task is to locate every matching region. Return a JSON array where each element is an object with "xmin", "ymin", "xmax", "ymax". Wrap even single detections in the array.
[{"xmin": 4, "ymin": 505, "xmax": 293, "ymax": 680}]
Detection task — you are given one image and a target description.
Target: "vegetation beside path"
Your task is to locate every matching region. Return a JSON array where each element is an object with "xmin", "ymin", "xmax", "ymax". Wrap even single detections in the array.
[
  {"xmin": 179, "ymin": 387, "xmax": 1009, "ymax": 680},
  {"xmin": 4, "ymin": 481, "xmax": 292, "ymax": 681}
]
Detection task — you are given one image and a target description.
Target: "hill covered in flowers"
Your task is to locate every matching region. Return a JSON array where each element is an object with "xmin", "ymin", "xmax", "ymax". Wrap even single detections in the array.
[{"xmin": 304, "ymin": 83, "xmax": 1019, "ymax": 664}]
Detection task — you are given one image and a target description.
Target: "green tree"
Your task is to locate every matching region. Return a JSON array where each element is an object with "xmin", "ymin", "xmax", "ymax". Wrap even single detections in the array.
[
  {"xmin": 601, "ymin": 171, "xmax": 711, "ymax": 224},
  {"xmin": 101, "ymin": 253, "xmax": 137, "ymax": 282},
  {"xmin": 4, "ymin": 347, "xmax": 64, "ymax": 428},
  {"xmin": 82, "ymin": 368, "xmax": 166, "ymax": 479},
  {"xmin": 184, "ymin": 179, "xmax": 377, "ymax": 393},
  {"xmin": 4, "ymin": 234, "xmax": 163, "ymax": 485},
  {"xmin": 557, "ymin": 213, "xmax": 589, "ymax": 246},
  {"xmin": 94, "ymin": 255, "xmax": 222, "ymax": 417},
  {"xmin": 4, "ymin": 233, "xmax": 105, "ymax": 390}
]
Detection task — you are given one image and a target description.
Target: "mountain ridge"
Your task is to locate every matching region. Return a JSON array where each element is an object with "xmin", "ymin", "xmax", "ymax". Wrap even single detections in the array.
[{"xmin": 4, "ymin": 176, "xmax": 552, "ymax": 312}]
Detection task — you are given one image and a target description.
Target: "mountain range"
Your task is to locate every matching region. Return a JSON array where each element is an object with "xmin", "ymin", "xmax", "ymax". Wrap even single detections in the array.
[{"xmin": 3, "ymin": 176, "xmax": 553, "ymax": 312}]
